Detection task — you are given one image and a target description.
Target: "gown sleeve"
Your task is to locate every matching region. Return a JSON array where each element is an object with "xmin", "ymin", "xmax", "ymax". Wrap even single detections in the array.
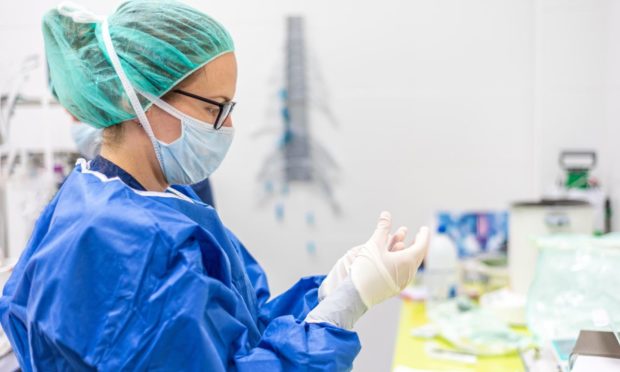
[
  {"xmin": 229, "ymin": 230, "xmax": 324, "ymax": 322},
  {"xmin": 226, "ymin": 230, "xmax": 363, "ymax": 371},
  {"xmin": 3, "ymin": 218, "xmax": 360, "ymax": 371},
  {"xmin": 107, "ymin": 238, "xmax": 362, "ymax": 372}
]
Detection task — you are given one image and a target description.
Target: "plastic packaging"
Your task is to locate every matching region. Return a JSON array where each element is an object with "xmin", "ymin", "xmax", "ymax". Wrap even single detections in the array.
[
  {"xmin": 427, "ymin": 298, "xmax": 531, "ymax": 356},
  {"xmin": 527, "ymin": 234, "xmax": 620, "ymax": 344}
]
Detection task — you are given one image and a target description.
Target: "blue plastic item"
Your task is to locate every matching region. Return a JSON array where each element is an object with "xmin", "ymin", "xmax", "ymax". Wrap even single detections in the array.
[{"xmin": 0, "ymin": 160, "xmax": 360, "ymax": 371}]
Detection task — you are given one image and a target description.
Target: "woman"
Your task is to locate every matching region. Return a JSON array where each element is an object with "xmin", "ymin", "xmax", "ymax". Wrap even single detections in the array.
[{"xmin": 0, "ymin": 1, "xmax": 429, "ymax": 370}]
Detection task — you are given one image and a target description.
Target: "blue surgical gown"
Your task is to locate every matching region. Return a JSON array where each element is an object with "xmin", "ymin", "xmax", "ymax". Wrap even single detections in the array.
[{"xmin": 0, "ymin": 158, "xmax": 360, "ymax": 371}]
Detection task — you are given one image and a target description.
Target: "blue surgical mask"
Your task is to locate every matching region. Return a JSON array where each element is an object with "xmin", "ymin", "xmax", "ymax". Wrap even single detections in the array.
[
  {"xmin": 141, "ymin": 91, "xmax": 234, "ymax": 185},
  {"xmin": 71, "ymin": 123, "xmax": 103, "ymax": 160}
]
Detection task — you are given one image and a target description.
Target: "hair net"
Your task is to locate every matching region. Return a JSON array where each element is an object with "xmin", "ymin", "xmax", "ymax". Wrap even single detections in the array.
[{"xmin": 43, "ymin": 0, "xmax": 235, "ymax": 128}]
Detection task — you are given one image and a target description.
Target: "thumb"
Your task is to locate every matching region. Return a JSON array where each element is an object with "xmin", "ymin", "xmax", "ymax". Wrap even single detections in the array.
[{"xmin": 370, "ymin": 211, "xmax": 392, "ymax": 244}]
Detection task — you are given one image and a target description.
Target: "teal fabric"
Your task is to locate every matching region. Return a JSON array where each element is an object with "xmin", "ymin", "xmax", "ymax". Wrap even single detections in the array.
[{"xmin": 43, "ymin": 0, "xmax": 234, "ymax": 128}]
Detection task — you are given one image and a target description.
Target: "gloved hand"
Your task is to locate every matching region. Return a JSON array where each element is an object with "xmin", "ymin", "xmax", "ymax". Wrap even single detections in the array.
[
  {"xmin": 306, "ymin": 276, "xmax": 368, "ymax": 331},
  {"xmin": 350, "ymin": 211, "xmax": 429, "ymax": 308},
  {"xmin": 318, "ymin": 226, "xmax": 409, "ymax": 301},
  {"xmin": 306, "ymin": 212, "xmax": 428, "ymax": 330}
]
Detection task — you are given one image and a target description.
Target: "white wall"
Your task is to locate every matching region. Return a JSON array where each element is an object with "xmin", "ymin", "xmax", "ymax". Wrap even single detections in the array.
[
  {"xmin": 218, "ymin": 0, "xmax": 538, "ymax": 290},
  {"xmin": 214, "ymin": 2, "xmax": 536, "ymax": 370},
  {"xmin": 608, "ymin": 0, "xmax": 620, "ymax": 232},
  {"xmin": 536, "ymin": 0, "xmax": 619, "ymax": 232},
  {"xmin": 0, "ymin": 0, "xmax": 618, "ymax": 371}
]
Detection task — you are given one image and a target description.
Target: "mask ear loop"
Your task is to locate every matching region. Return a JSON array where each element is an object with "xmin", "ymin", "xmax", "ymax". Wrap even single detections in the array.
[
  {"xmin": 100, "ymin": 18, "xmax": 166, "ymax": 177},
  {"xmin": 138, "ymin": 89, "xmax": 222, "ymax": 132},
  {"xmin": 57, "ymin": 1, "xmax": 105, "ymax": 23},
  {"xmin": 137, "ymin": 90, "xmax": 186, "ymax": 123}
]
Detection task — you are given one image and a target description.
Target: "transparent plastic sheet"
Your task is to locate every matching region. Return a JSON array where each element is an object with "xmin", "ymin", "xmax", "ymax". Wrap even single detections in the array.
[
  {"xmin": 527, "ymin": 234, "xmax": 620, "ymax": 344},
  {"xmin": 427, "ymin": 298, "xmax": 532, "ymax": 356}
]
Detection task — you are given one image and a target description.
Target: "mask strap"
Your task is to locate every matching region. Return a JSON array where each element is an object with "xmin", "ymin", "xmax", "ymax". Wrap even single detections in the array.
[
  {"xmin": 100, "ymin": 19, "xmax": 165, "ymax": 171},
  {"xmin": 137, "ymin": 90, "xmax": 186, "ymax": 122},
  {"xmin": 57, "ymin": 1, "xmax": 105, "ymax": 23},
  {"xmin": 139, "ymin": 89, "xmax": 221, "ymax": 130}
]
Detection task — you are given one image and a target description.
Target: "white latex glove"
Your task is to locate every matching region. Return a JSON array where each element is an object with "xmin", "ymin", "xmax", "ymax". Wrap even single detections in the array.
[
  {"xmin": 350, "ymin": 211, "xmax": 430, "ymax": 308},
  {"xmin": 306, "ymin": 277, "xmax": 368, "ymax": 330},
  {"xmin": 318, "ymin": 226, "xmax": 409, "ymax": 301}
]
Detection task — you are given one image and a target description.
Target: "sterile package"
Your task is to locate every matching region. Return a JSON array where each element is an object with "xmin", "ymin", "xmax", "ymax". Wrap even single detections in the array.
[
  {"xmin": 527, "ymin": 234, "xmax": 620, "ymax": 344},
  {"xmin": 426, "ymin": 298, "xmax": 531, "ymax": 356}
]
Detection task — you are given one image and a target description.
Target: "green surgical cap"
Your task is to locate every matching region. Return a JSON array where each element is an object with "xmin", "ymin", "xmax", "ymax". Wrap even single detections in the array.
[{"xmin": 43, "ymin": 0, "xmax": 235, "ymax": 128}]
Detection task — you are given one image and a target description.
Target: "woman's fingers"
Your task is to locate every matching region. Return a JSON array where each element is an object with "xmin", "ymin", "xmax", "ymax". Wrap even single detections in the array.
[{"xmin": 390, "ymin": 226, "xmax": 408, "ymax": 251}]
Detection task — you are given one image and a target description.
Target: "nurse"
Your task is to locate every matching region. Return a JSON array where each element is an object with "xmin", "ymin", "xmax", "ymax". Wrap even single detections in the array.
[{"xmin": 0, "ymin": 1, "xmax": 429, "ymax": 370}]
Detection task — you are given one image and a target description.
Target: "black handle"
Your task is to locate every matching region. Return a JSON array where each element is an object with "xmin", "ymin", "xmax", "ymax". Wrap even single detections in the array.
[{"xmin": 559, "ymin": 151, "xmax": 597, "ymax": 170}]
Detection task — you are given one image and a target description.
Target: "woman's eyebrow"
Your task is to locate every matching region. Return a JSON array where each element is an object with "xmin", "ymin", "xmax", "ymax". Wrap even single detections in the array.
[{"xmin": 208, "ymin": 95, "xmax": 232, "ymax": 102}]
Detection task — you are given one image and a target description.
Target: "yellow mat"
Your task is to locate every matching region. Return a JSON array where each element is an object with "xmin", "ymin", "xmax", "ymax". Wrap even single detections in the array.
[{"xmin": 392, "ymin": 300, "xmax": 525, "ymax": 372}]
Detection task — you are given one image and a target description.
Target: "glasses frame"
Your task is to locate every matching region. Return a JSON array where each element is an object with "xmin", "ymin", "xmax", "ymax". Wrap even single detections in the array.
[{"xmin": 173, "ymin": 89, "xmax": 236, "ymax": 130}]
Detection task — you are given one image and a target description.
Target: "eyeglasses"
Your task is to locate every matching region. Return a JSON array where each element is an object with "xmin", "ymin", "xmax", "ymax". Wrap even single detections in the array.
[{"xmin": 174, "ymin": 89, "xmax": 236, "ymax": 130}]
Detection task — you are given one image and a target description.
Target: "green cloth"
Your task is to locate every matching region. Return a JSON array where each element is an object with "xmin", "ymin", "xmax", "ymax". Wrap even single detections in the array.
[{"xmin": 43, "ymin": 0, "xmax": 234, "ymax": 128}]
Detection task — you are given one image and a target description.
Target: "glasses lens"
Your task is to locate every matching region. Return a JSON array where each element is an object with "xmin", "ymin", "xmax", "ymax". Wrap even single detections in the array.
[{"xmin": 215, "ymin": 102, "xmax": 234, "ymax": 130}]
